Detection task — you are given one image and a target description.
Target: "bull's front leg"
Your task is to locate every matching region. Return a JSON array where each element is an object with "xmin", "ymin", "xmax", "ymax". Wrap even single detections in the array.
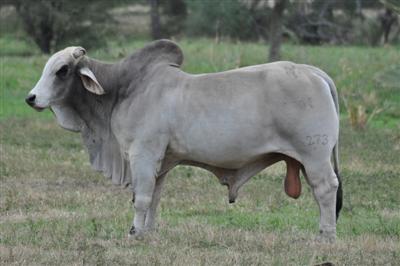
[
  {"xmin": 128, "ymin": 142, "xmax": 165, "ymax": 240},
  {"xmin": 144, "ymin": 173, "xmax": 167, "ymax": 231}
]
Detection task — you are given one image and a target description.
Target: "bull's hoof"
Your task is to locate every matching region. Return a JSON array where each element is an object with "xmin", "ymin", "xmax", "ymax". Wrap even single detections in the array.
[
  {"xmin": 315, "ymin": 230, "xmax": 336, "ymax": 244},
  {"xmin": 128, "ymin": 225, "xmax": 136, "ymax": 238},
  {"xmin": 314, "ymin": 262, "xmax": 335, "ymax": 266},
  {"xmin": 229, "ymin": 198, "xmax": 235, "ymax": 204},
  {"xmin": 128, "ymin": 226, "xmax": 145, "ymax": 240}
]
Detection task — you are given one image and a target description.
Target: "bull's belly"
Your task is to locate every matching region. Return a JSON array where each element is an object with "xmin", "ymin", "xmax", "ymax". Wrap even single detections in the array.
[
  {"xmin": 181, "ymin": 147, "xmax": 269, "ymax": 169},
  {"xmin": 170, "ymin": 128, "xmax": 283, "ymax": 169}
]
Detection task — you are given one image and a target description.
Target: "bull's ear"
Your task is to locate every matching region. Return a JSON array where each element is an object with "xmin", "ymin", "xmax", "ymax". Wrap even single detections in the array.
[{"xmin": 79, "ymin": 67, "xmax": 105, "ymax": 95}]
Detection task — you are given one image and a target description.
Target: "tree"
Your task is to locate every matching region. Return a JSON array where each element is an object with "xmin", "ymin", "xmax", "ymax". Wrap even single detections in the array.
[
  {"xmin": 12, "ymin": 0, "xmax": 114, "ymax": 53},
  {"xmin": 184, "ymin": 0, "xmax": 268, "ymax": 40},
  {"xmin": 380, "ymin": 0, "xmax": 400, "ymax": 13},
  {"xmin": 149, "ymin": 0, "xmax": 162, "ymax": 39},
  {"xmin": 148, "ymin": 0, "xmax": 187, "ymax": 39},
  {"xmin": 379, "ymin": 8, "xmax": 398, "ymax": 43},
  {"xmin": 161, "ymin": 0, "xmax": 187, "ymax": 37},
  {"xmin": 14, "ymin": 0, "xmax": 58, "ymax": 53},
  {"xmin": 379, "ymin": 0, "xmax": 400, "ymax": 44},
  {"xmin": 268, "ymin": 0, "xmax": 287, "ymax": 62}
]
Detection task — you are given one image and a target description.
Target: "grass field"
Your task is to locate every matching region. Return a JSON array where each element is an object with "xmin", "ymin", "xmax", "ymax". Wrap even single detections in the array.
[{"xmin": 1, "ymin": 37, "xmax": 399, "ymax": 265}]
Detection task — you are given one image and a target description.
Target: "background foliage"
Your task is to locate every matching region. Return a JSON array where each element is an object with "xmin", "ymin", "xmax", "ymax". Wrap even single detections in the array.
[{"xmin": 1, "ymin": 0, "xmax": 399, "ymax": 53}]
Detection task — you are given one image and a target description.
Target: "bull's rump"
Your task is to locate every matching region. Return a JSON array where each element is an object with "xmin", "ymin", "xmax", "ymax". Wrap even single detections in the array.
[{"xmin": 170, "ymin": 62, "xmax": 338, "ymax": 168}]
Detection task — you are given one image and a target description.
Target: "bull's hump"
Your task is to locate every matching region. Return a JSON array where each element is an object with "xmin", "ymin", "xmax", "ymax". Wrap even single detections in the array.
[{"xmin": 127, "ymin": 39, "xmax": 184, "ymax": 69}]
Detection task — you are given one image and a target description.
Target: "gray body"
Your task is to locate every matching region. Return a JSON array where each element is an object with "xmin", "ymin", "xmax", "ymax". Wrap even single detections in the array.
[{"xmin": 27, "ymin": 40, "xmax": 341, "ymax": 242}]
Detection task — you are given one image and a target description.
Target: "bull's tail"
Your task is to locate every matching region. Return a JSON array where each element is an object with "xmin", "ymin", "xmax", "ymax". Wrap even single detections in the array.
[{"xmin": 305, "ymin": 65, "xmax": 343, "ymax": 220}]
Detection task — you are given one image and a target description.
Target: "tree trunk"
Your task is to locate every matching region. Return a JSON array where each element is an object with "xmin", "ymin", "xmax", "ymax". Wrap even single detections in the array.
[
  {"xmin": 36, "ymin": 27, "xmax": 53, "ymax": 54},
  {"xmin": 380, "ymin": 8, "xmax": 397, "ymax": 44},
  {"xmin": 268, "ymin": 0, "xmax": 287, "ymax": 62},
  {"xmin": 149, "ymin": 0, "xmax": 162, "ymax": 40}
]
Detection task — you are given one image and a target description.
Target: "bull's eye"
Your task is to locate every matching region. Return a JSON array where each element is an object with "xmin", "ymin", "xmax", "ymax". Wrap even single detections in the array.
[{"xmin": 56, "ymin": 65, "xmax": 69, "ymax": 78}]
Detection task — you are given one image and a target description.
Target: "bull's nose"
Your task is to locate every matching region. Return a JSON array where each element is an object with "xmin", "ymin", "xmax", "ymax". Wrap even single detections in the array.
[{"xmin": 25, "ymin": 94, "xmax": 36, "ymax": 106}]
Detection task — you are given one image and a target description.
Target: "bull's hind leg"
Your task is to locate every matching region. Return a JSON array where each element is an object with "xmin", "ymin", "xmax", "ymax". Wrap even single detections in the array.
[{"xmin": 303, "ymin": 160, "xmax": 339, "ymax": 243}]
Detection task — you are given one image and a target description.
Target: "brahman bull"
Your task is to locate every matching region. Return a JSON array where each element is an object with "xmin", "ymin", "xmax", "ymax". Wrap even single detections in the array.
[{"xmin": 26, "ymin": 40, "xmax": 342, "ymax": 242}]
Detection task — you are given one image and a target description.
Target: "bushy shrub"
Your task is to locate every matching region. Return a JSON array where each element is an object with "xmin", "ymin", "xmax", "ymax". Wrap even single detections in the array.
[
  {"xmin": 347, "ymin": 17, "xmax": 382, "ymax": 46},
  {"xmin": 184, "ymin": 0, "xmax": 269, "ymax": 41},
  {"xmin": 12, "ymin": 0, "xmax": 115, "ymax": 53},
  {"xmin": 161, "ymin": 0, "xmax": 187, "ymax": 37}
]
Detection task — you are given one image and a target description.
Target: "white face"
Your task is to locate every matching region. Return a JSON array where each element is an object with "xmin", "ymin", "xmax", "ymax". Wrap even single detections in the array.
[{"xmin": 26, "ymin": 47, "xmax": 80, "ymax": 111}]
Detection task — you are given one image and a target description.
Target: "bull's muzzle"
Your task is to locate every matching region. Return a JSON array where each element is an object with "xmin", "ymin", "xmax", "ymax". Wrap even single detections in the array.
[
  {"xmin": 25, "ymin": 94, "xmax": 36, "ymax": 106},
  {"xmin": 25, "ymin": 94, "xmax": 44, "ymax": 111}
]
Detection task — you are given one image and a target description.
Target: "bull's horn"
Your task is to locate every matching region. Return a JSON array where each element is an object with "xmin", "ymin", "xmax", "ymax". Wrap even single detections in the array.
[{"xmin": 72, "ymin": 47, "xmax": 86, "ymax": 59}]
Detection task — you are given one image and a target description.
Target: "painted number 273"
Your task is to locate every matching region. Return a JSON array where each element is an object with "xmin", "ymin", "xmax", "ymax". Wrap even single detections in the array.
[{"xmin": 306, "ymin": 134, "xmax": 328, "ymax": 146}]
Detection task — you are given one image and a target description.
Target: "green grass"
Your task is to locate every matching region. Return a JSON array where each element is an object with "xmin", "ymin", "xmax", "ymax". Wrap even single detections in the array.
[
  {"xmin": 1, "ymin": 37, "xmax": 399, "ymax": 126},
  {"xmin": 1, "ymin": 36, "xmax": 399, "ymax": 265},
  {"xmin": 0, "ymin": 35, "xmax": 40, "ymax": 57}
]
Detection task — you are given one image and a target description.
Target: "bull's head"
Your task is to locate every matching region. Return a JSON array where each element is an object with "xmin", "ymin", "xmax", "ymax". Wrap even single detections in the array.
[{"xmin": 26, "ymin": 46, "xmax": 104, "ymax": 111}]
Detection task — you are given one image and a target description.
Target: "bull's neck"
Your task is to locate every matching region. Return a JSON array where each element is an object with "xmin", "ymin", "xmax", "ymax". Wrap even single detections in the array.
[
  {"xmin": 70, "ymin": 58, "xmax": 123, "ymax": 133},
  {"xmin": 86, "ymin": 58, "xmax": 121, "ymax": 93}
]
